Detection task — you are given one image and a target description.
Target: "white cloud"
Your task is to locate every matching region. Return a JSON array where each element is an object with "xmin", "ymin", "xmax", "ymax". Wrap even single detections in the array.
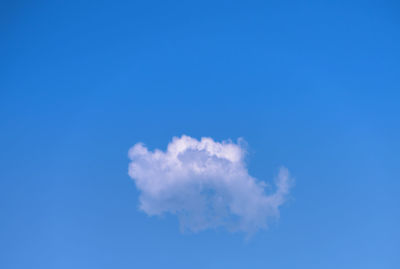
[{"xmin": 128, "ymin": 135, "xmax": 292, "ymax": 234}]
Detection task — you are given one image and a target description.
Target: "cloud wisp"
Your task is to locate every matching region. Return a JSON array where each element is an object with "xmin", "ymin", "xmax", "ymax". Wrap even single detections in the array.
[{"xmin": 128, "ymin": 135, "xmax": 292, "ymax": 234}]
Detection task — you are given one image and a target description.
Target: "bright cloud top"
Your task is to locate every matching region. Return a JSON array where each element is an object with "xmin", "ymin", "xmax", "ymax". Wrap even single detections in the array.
[{"xmin": 128, "ymin": 135, "xmax": 292, "ymax": 234}]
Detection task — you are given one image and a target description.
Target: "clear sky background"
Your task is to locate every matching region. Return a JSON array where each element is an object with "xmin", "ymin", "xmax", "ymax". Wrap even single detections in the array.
[{"xmin": 1, "ymin": 1, "xmax": 399, "ymax": 268}]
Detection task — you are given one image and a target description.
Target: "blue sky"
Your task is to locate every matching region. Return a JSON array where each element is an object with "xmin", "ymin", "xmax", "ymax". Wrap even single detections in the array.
[{"xmin": 1, "ymin": 0, "xmax": 399, "ymax": 268}]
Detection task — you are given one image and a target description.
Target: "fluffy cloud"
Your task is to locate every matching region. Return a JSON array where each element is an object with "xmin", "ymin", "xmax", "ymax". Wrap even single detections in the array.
[{"xmin": 128, "ymin": 135, "xmax": 292, "ymax": 234}]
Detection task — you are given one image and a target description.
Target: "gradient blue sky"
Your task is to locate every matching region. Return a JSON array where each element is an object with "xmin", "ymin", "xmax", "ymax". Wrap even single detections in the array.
[{"xmin": 1, "ymin": 1, "xmax": 399, "ymax": 268}]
